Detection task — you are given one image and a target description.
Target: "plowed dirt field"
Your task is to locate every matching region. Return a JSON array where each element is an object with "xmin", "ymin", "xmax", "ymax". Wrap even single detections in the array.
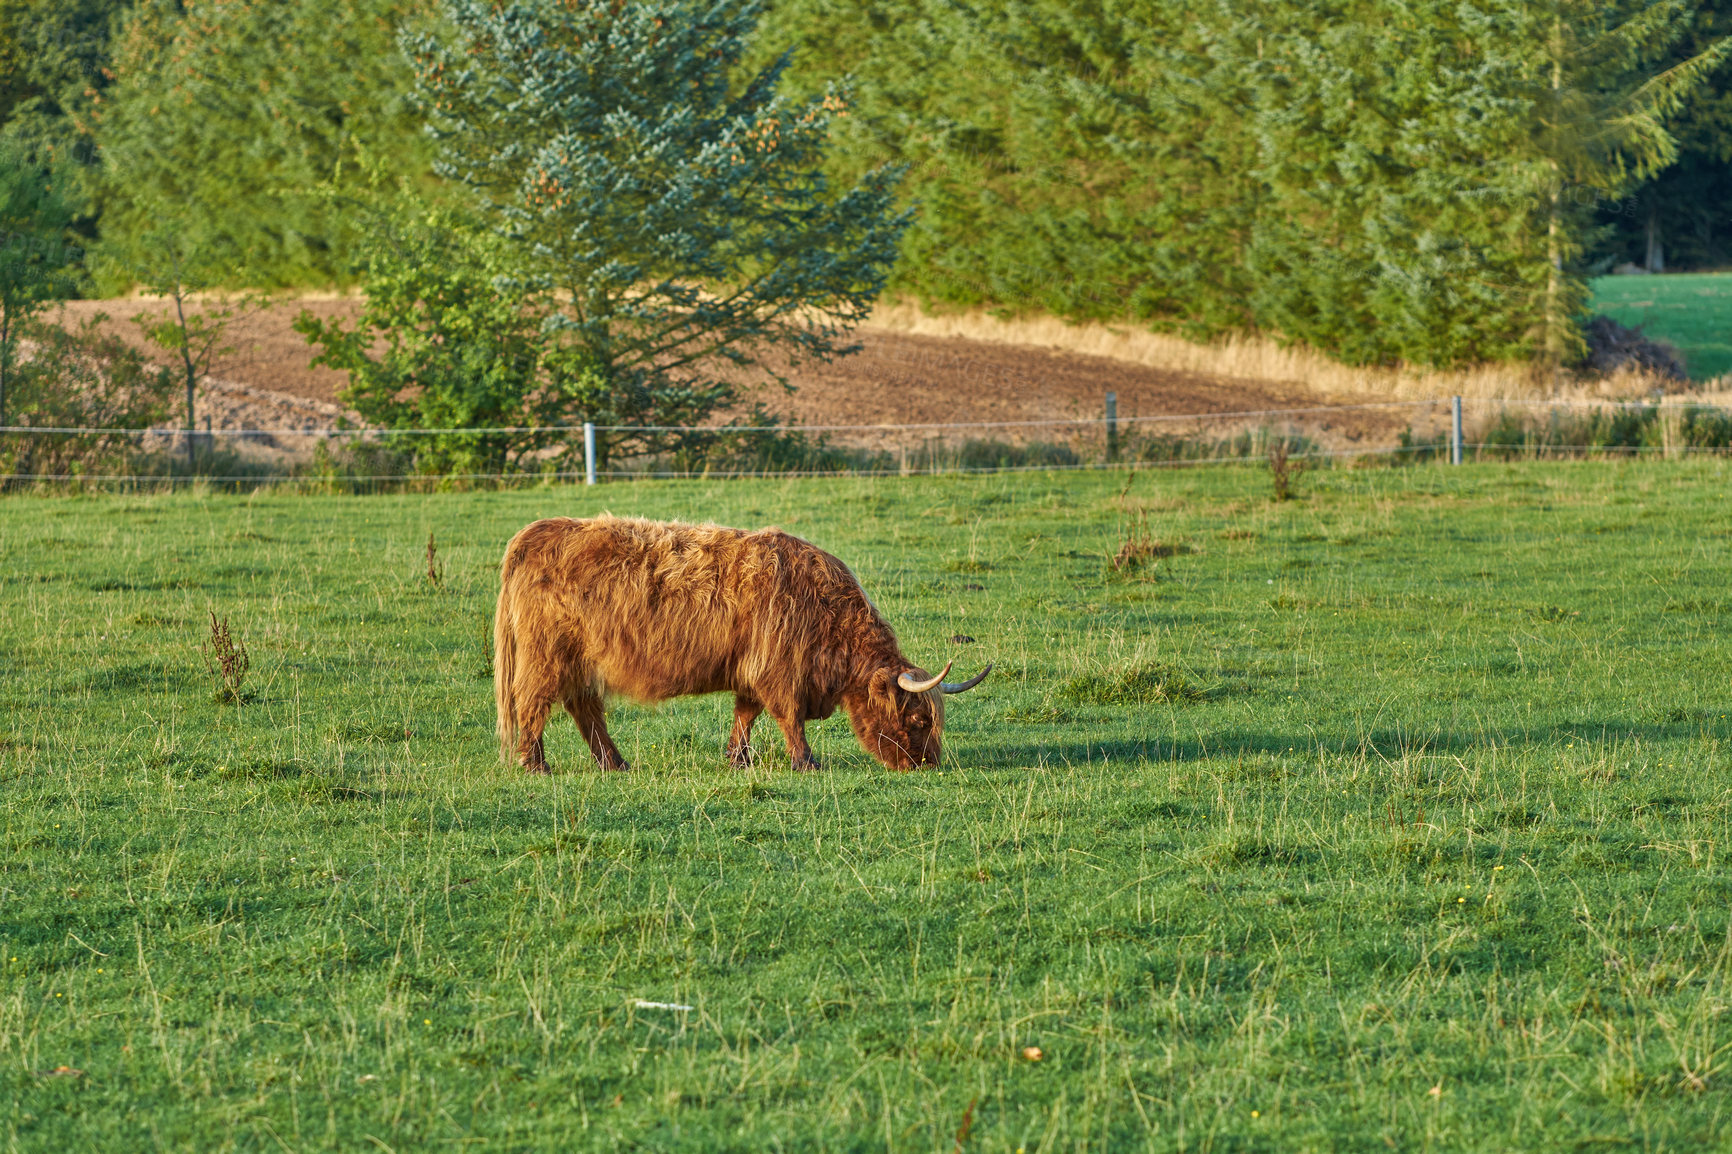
[{"xmin": 48, "ymin": 298, "xmax": 1415, "ymax": 451}]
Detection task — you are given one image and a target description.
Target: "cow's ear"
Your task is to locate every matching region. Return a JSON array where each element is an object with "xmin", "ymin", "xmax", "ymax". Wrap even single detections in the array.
[{"xmin": 868, "ymin": 667, "xmax": 894, "ymax": 705}]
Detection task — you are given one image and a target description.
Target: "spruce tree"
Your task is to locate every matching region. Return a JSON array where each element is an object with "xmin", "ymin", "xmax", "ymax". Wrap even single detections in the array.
[
  {"xmin": 754, "ymin": 0, "xmax": 1266, "ymax": 337},
  {"xmin": 762, "ymin": 0, "xmax": 1726, "ymax": 368},
  {"xmin": 1232, "ymin": 1, "xmax": 1552, "ymax": 366},
  {"xmin": 402, "ymin": 0, "xmax": 907, "ymax": 462}
]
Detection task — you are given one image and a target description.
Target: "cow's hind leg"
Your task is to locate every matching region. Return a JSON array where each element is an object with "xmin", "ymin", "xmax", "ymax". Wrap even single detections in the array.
[
  {"xmin": 512, "ymin": 659, "xmax": 562, "ymax": 775},
  {"xmin": 515, "ymin": 695, "xmax": 557, "ymax": 775},
  {"xmin": 562, "ymin": 686, "xmax": 629, "ymax": 772},
  {"xmin": 727, "ymin": 696, "xmax": 762, "ymax": 767}
]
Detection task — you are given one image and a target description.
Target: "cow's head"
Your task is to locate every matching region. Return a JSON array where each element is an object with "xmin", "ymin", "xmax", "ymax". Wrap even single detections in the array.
[{"xmin": 849, "ymin": 661, "xmax": 991, "ymax": 770}]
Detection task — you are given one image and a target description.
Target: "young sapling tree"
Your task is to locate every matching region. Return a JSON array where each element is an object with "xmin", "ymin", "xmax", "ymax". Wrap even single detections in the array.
[{"xmin": 129, "ymin": 225, "xmax": 267, "ymax": 472}]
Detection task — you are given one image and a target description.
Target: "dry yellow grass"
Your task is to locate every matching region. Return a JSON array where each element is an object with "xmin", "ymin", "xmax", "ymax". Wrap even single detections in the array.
[
  {"xmin": 865, "ymin": 299, "xmax": 1726, "ymax": 404},
  {"xmin": 98, "ymin": 289, "xmax": 1729, "ymax": 409}
]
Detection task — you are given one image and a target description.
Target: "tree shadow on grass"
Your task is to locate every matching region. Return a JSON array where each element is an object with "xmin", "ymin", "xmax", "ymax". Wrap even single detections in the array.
[{"xmin": 986, "ymin": 716, "xmax": 1730, "ymax": 768}]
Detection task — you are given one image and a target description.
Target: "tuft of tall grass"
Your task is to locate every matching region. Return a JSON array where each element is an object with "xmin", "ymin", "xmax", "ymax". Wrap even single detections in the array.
[{"xmin": 1061, "ymin": 663, "xmax": 1209, "ymax": 704}]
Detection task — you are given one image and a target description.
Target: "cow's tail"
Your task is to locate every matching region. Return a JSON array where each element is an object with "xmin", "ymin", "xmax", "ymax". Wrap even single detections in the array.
[{"xmin": 494, "ymin": 552, "xmax": 519, "ymax": 766}]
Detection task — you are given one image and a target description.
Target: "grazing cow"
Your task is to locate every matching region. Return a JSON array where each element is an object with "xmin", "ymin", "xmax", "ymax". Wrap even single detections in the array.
[{"xmin": 494, "ymin": 515, "xmax": 990, "ymax": 773}]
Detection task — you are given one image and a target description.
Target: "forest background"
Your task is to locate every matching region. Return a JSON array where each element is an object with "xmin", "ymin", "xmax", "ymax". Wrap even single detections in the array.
[{"xmin": 2, "ymin": 0, "xmax": 1731, "ymax": 373}]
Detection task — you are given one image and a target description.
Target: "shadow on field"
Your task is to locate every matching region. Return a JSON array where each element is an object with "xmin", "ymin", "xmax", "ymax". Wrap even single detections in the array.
[{"xmin": 1013, "ymin": 715, "xmax": 1726, "ymax": 766}]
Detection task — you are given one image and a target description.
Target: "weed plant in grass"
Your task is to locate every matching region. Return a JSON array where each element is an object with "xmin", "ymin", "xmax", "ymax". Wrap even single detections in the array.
[{"xmin": 2, "ymin": 462, "xmax": 1732, "ymax": 1150}]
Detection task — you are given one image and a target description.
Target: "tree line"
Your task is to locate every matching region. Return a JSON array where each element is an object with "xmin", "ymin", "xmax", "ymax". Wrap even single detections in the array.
[
  {"xmin": 1, "ymin": 0, "xmax": 1728, "ymax": 379},
  {"xmin": 0, "ymin": 0, "xmax": 905, "ymax": 477}
]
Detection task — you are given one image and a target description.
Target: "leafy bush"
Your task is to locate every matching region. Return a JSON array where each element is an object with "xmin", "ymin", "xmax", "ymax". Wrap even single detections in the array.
[
  {"xmin": 1131, "ymin": 428, "xmax": 1322, "ymax": 466},
  {"xmin": 956, "ymin": 440, "xmax": 1078, "ymax": 470},
  {"xmin": 294, "ymin": 206, "xmax": 575, "ymax": 478},
  {"xmin": 0, "ymin": 317, "xmax": 176, "ymax": 484},
  {"xmin": 1393, "ymin": 427, "xmax": 1446, "ymax": 463},
  {"xmin": 368, "ymin": 0, "xmax": 907, "ymax": 471},
  {"xmin": 1676, "ymin": 406, "xmax": 1732, "ymax": 447}
]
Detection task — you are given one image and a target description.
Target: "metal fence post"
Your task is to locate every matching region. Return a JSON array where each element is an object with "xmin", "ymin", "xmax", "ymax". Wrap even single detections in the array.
[
  {"xmin": 584, "ymin": 422, "xmax": 596, "ymax": 485},
  {"xmin": 1451, "ymin": 396, "xmax": 1463, "ymax": 465},
  {"xmin": 1105, "ymin": 391, "xmax": 1119, "ymax": 463}
]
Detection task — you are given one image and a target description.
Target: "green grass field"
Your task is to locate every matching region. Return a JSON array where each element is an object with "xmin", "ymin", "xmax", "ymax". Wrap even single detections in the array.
[
  {"xmin": 1591, "ymin": 272, "xmax": 1732, "ymax": 381},
  {"xmin": 3, "ymin": 463, "xmax": 1732, "ymax": 1151}
]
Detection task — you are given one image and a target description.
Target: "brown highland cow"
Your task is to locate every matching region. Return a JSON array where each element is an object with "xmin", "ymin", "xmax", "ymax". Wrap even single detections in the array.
[{"xmin": 494, "ymin": 515, "xmax": 990, "ymax": 773}]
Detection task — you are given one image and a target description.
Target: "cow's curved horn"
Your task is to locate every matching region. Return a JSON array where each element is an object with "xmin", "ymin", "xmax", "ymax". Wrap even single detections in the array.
[
  {"xmin": 942, "ymin": 663, "xmax": 992, "ymax": 694},
  {"xmin": 898, "ymin": 661, "xmax": 952, "ymax": 694}
]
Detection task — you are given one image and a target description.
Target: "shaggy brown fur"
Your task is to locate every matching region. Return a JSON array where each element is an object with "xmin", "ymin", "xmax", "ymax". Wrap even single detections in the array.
[{"xmin": 494, "ymin": 515, "xmax": 984, "ymax": 773}]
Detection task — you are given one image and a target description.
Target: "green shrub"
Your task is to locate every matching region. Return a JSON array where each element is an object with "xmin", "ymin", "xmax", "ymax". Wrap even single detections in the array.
[
  {"xmin": 0, "ymin": 317, "xmax": 175, "ymax": 486},
  {"xmin": 1478, "ymin": 404, "xmax": 1732, "ymax": 458}
]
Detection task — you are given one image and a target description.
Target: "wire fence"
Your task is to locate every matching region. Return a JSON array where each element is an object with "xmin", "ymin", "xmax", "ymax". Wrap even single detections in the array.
[
  {"xmin": 1, "ymin": 394, "xmax": 1729, "ymax": 491},
  {"xmin": 0, "ymin": 398, "xmax": 1437, "ymax": 438}
]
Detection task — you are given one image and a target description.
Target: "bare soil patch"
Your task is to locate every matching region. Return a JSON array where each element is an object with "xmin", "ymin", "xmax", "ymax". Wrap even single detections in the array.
[
  {"xmin": 732, "ymin": 330, "xmax": 1415, "ymax": 449},
  {"xmin": 48, "ymin": 298, "xmax": 1420, "ymax": 452},
  {"xmin": 48, "ymin": 298, "xmax": 355, "ymax": 404}
]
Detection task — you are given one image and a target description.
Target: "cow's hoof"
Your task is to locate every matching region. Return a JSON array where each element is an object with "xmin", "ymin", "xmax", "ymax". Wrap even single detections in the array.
[
  {"xmin": 790, "ymin": 757, "xmax": 821, "ymax": 773},
  {"xmin": 726, "ymin": 746, "xmax": 753, "ymax": 768},
  {"xmin": 602, "ymin": 760, "xmax": 631, "ymax": 773},
  {"xmin": 524, "ymin": 762, "xmax": 553, "ymax": 776}
]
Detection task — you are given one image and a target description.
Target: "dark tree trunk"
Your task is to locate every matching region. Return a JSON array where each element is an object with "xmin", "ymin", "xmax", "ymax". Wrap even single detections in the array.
[{"xmin": 0, "ymin": 307, "xmax": 10, "ymax": 431}]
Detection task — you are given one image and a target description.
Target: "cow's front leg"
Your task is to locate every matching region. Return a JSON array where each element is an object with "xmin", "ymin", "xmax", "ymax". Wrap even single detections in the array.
[
  {"xmin": 770, "ymin": 710, "xmax": 820, "ymax": 772},
  {"xmin": 727, "ymin": 696, "xmax": 762, "ymax": 767},
  {"xmin": 563, "ymin": 688, "xmax": 630, "ymax": 772}
]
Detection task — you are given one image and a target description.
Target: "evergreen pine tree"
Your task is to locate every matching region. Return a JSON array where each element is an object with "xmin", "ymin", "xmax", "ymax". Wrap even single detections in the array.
[
  {"xmin": 1522, "ymin": 0, "xmax": 1728, "ymax": 359},
  {"xmin": 763, "ymin": 0, "xmax": 1726, "ymax": 368},
  {"xmin": 1236, "ymin": 1, "xmax": 1554, "ymax": 366},
  {"xmin": 92, "ymin": 0, "xmax": 433, "ymax": 287},
  {"xmin": 1594, "ymin": 1, "xmax": 1732, "ymax": 271},
  {"xmin": 755, "ymin": 0, "xmax": 1264, "ymax": 337},
  {"xmin": 0, "ymin": 0, "xmax": 134, "ymax": 176},
  {"xmin": 401, "ymin": 0, "xmax": 907, "ymax": 462}
]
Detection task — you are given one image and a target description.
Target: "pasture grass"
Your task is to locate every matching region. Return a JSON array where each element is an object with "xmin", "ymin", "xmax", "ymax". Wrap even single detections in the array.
[
  {"xmin": 1591, "ymin": 272, "xmax": 1732, "ymax": 380},
  {"xmin": 2, "ymin": 461, "xmax": 1731, "ymax": 1151}
]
